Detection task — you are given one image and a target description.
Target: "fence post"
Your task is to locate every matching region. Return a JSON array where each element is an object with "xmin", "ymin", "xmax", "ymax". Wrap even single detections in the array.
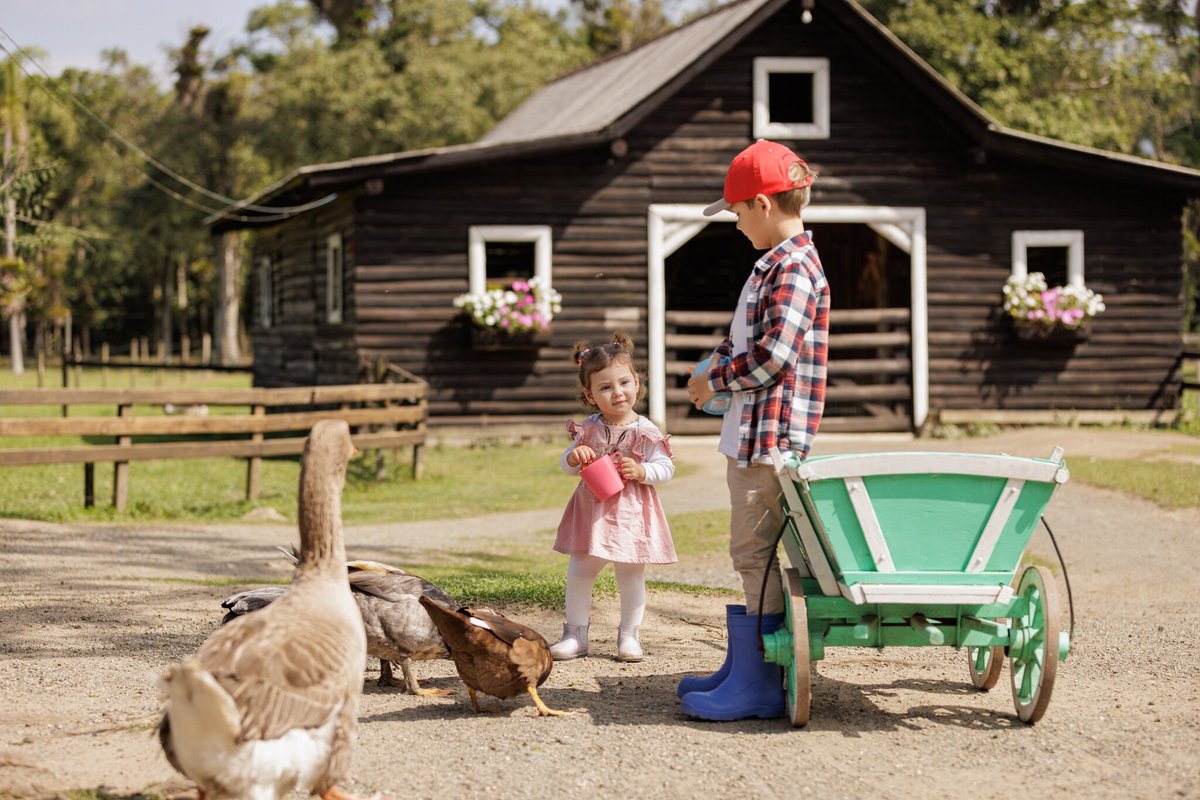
[
  {"xmin": 113, "ymin": 403, "xmax": 132, "ymax": 512},
  {"xmin": 246, "ymin": 403, "xmax": 265, "ymax": 501},
  {"xmin": 84, "ymin": 463, "xmax": 95, "ymax": 509}
]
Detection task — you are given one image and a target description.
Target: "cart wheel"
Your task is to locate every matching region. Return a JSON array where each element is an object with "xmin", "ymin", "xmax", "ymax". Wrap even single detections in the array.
[
  {"xmin": 1009, "ymin": 565, "xmax": 1060, "ymax": 723},
  {"xmin": 783, "ymin": 567, "xmax": 811, "ymax": 728},
  {"xmin": 967, "ymin": 645, "xmax": 1004, "ymax": 690}
]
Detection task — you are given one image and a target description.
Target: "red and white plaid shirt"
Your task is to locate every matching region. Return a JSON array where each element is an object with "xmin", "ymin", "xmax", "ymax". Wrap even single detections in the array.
[{"xmin": 705, "ymin": 231, "xmax": 829, "ymax": 466}]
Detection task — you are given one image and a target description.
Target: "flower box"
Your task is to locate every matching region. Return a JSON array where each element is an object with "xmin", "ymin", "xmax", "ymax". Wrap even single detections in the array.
[
  {"xmin": 453, "ymin": 276, "xmax": 562, "ymax": 352},
  {"xmin": 469, "ymin": 325, "xmax": 551, "ymax": 352},
  {"xmin": 1010, "ymin": 318, "xmax": 1090, "ymax": 343},
  {"xmin": 1001, "ymin": 272, "xmax": 1104, "ymax": 343}
]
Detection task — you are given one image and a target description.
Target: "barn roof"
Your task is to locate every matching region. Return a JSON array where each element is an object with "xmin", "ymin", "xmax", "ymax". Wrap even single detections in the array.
[{"xmin": 210, "ymin": 0, "xmax": 1200, "ymax": 229}]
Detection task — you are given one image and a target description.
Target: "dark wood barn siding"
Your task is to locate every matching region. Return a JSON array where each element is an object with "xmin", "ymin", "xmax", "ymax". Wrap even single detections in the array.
[
  {"xmin": 251, "ymin": 195, "xmax": 358, "ymax": 387},
  {"xmin": 928, "ymin": 164, "xmax": 1184, "ymax": 411},
  {"xmin": 247, "ymin": 0, "xmax": 1187, "ymax": 419},
  {"xmin": 352, "ymin": 150, "xmax": 651, "ymax": 419},
  {"xmin": 629, "ymin": 3, "xmax": 1185, "ymax": 413}
]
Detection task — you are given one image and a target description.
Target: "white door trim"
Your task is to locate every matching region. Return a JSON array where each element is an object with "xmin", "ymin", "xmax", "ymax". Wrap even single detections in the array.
[{"xmin": 646, "ymin": 203, "xmax": 928, "ymax": 432}]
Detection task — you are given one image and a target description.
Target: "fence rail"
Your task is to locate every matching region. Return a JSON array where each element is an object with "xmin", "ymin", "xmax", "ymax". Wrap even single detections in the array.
[{"xmin": 0, "ymin": 377, "xmax": 427, "ymax": 511}]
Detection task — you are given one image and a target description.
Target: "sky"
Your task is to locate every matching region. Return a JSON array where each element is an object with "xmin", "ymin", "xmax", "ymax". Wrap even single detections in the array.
[
  {"xmin": 0, "ymin": 0, "xmax": 572, "ymax": 82},
  {"xmin": 0, "ymin": 0, "xmax": 275, "ymax": 79}
]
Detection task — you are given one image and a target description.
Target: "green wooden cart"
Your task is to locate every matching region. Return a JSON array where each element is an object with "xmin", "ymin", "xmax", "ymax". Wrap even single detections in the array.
[{"xmin": 765, "ymin": 446, "xmax": 1072, "ymax": 727}]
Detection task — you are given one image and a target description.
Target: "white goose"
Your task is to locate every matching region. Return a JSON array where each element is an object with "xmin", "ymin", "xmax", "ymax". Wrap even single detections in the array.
[{"xmin": 158, "ymin": 420, "xmax": 372, "ymax": 800}]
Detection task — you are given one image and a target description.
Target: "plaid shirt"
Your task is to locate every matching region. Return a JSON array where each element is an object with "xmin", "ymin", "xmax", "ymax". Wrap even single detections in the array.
[{"xmin": 706, "ymin": 232, "xmax": 829, "ymax": 466}]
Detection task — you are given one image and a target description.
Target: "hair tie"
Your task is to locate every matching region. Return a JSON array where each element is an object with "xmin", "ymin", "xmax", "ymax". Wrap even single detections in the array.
[{"xmin": 576, "ymin": 347, "xmax": 590, "ymax": 365}]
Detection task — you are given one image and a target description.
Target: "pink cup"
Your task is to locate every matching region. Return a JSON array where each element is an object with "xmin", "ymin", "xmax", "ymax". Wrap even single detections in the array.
[{"xmin": 580, "ymin": 453, "xmax": 625, "ymax": 501}]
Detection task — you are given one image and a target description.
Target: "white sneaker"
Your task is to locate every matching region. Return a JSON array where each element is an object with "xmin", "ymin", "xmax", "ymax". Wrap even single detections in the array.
[
  {"xmin": 617, "ymin": 625, "xmax": 643, "ymax": 662},
  {"xmin": 550, "ymin": 623, "xmax": 589, "ymax": 660}
]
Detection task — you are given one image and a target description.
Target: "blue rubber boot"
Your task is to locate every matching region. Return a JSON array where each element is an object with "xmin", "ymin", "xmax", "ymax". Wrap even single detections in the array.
[
  {"xmin": 676, "ymin": 604, "xmax": 745, "ymax": 698},
  {"xmin": 680, "ymin": 612, "xmax": 786, "ymax": 721}
]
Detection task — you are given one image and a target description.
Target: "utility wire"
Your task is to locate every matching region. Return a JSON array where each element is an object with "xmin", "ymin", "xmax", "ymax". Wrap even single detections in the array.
[
  {"xmin": 0, "ymin": 27, "xmax": 335, "ymax": 220},
  {"xmin": 16, "ymin": 214, "xmax": 111, "ymax": 240}
]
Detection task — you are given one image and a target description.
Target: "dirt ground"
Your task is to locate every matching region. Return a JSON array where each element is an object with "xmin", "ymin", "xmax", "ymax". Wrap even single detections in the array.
[{"xmin": 1, "ymin": 427, "xmax": 1199, "ymax": 800}]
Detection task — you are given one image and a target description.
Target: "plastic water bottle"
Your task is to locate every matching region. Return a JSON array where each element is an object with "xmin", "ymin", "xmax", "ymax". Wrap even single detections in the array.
[{"xmin": 692, "ymin": 357, "xmax": 732, "ymax": 416}]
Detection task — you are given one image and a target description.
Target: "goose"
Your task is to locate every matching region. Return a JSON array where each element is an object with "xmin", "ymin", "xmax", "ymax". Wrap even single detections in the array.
[
  {"xmin": 158, "ymin": 420, "xmax": 373, "ymax": 800},
  {"xmin": 221, "ymin": 550, "xmax": 455, "ymax": 697},
  {"xmin": 418, "ymin": 595, "xmax": 566, "ymax": 717}
]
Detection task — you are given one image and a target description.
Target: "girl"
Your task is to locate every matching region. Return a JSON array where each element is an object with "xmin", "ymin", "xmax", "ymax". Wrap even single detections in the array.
[{"xmin": 551, "ymin": 332, "xmax": 676, "ymax": 662}]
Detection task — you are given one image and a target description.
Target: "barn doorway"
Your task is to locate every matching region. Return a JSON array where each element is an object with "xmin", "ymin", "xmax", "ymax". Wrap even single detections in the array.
[{"xmin": 647, "ymin": 204, "xmax": 928, "ymax": 435}]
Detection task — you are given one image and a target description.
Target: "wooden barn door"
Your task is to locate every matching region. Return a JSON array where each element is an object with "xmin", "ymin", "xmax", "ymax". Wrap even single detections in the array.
[{"xmin": 647, "ymin": 205, "xmax": 928, "ymax": 435}]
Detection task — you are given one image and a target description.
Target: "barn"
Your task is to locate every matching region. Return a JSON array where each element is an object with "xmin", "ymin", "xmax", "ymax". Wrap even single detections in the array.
[{"xmin": 210, "ymin": 0, "xmax": 1200, "ymax": 434}]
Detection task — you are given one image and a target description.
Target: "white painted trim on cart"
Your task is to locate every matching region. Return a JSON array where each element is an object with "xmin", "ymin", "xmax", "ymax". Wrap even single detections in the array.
[
  {"xmin": 797, "ymin": 451, "xmax": 1065, "ymax": 484},
  {"xmin": 844, "ymin": 476, "xmax": 896, "ymax": 572},
  {"xmin": 646, "ymin": 204, "xmax": 929, "ymax": 430},
  {"xmin": 770, "ymin": 447, "xmax": 840, "ymax": 596},
  {"xmin": 966, "ymin": 478, "xmax": 1024, "ymax": 573},
  {"xmin": 843, "ymin": 583, "xmax": 1015, "ymax": 606}
]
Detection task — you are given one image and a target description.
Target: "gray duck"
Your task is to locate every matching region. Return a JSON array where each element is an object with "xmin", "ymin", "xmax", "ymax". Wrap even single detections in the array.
[
  {"xmin": 222, "ymin": 548, "xmax": 455, "ymax": 697},
  {"xmin": 157, "ymin": 420, "xmax": 371, "ymax": 800},
  {"xmin": 418, "ymin": 595, "xmax": 565, "ymax": 716}
]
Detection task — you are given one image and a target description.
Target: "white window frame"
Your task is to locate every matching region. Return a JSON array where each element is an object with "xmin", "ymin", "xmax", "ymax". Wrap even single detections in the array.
[
  {"xmin": 467, "ymin": 225, "xmax": 553, "ymax": 312},
  {"xmin": 256, "ymin": 255, "xmax": 273, "ymax": 329},
  {"xmin": 326, "ymin": 232, "xmax": 344, "ymax": 324},
  {"xmin": 1011, "ymin": 230, "xmax": 1085, "ymax": 287},
  {"xmin": 753, "ymin": 56, "xmax": 830, "ymax": 140}
]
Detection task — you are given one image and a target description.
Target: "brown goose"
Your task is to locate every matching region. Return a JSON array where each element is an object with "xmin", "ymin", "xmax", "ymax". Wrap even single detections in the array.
[
  {"xmin": 418, "ymin": 595, "xmax": 566, "ymax": 717},
  {"xmin": 221, "ymin": 549, "xmax": 455, "ymax": 697},
  {"xmin": 158, "ymin": 420, "xmax": 371, "ymax": 800}
]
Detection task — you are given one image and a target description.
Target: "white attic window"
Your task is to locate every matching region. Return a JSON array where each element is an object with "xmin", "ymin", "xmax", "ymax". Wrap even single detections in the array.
[
  {"xmin": 1012, "ymin": 230, "xmax": 1085, "ymax": 287},
  {"xmin": 753, "ymin": 57, "xmax": 830, "ymax": 140}
]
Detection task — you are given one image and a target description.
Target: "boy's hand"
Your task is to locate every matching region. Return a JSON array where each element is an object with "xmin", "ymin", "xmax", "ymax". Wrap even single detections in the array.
[
  {"xmin": 687, "ymin": 371, "xmax": 716, "ymax": 410},
  {"xmin": 618, "ymin": 456, "xmax": 646, "ymax": 483},
  {"xmin": 567, "ymin": 445, "xmax": 597, "ymax": 468}
]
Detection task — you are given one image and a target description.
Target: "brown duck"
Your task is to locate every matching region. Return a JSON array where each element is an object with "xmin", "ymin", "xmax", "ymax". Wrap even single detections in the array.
[
  {"xmin": 418, "ymin": 595, "xmax": 566, "ymax": 717},
  {"xmin": 158, "ymin": 420, "xmax": 372, "ymax": 800},
  {"xmin": 222, "ymin": 549, "xmax": 455, "ymax": 697}
]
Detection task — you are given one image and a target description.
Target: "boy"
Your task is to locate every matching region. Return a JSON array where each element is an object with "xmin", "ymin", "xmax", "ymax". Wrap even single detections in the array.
[{"xmin": 681, "ymin": 139, "xmax": 830, "ymax": 721}]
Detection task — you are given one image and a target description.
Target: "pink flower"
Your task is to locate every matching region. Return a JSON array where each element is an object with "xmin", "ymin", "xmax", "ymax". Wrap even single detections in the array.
[{"xmin": 512, "ymin": 281, "xmax": 529, "ymax": 292}]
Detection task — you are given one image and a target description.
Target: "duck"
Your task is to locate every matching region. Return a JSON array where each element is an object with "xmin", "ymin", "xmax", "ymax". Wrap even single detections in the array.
[
  {"xmin": 158, "ymin": 420, "xmax": 371, "ymax": 800},
  {"xmin": 221, "ymin": 548, "xmax": 455, "ymax": 697},
  {"xmin": 418, "ymin": 595, "xmax": 566, "ymax": 717}
]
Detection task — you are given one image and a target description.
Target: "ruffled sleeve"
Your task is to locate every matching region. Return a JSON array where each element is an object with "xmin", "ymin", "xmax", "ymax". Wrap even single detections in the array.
[{"xmin": 628, "ymin": 425, "xmax": 674, "ymax": 462}]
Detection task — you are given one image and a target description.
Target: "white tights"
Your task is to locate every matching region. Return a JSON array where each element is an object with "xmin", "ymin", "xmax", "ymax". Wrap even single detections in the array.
[{"xmin": 564, "ymin": 554, "xmax": 645, "ymax": 630}]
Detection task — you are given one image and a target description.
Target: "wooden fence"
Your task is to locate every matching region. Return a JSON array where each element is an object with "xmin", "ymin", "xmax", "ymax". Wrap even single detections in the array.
[{"xmin": 0, "ymin": 376, "xmax": 427, "ymax": 512}]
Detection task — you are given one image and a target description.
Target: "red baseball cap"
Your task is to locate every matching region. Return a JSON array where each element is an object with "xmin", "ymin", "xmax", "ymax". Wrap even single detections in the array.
[{"xmin": 703, "ymin": 139, "xmax": 813, "ymax": 217}]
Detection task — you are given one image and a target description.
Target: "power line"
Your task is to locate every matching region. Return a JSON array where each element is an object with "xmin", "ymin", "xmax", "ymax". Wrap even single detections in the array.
[{"xmin": 0, "ymin": 26, "xmax": 336, "ymax": 221}]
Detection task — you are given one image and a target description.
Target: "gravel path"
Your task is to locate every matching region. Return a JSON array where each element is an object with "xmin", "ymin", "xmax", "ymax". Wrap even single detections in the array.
[{"xmin": 0, "ymin": 427, "xmax": 1197, "ymax": 799}]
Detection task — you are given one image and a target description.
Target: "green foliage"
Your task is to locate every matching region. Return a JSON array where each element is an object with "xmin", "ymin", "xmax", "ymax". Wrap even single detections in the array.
[{"xmin": 859, "ymin": 0, "xmax": 1199, "ymax": 167}]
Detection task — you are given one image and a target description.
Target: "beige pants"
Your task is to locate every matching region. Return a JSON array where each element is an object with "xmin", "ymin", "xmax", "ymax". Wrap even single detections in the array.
[{"xmin": 726, "ymin": 457, "xmax": 786, "ymax": 616}]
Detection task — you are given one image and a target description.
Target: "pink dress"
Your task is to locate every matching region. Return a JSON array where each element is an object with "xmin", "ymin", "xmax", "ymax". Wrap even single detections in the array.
[{"xmin": 554, "ymin": 416, "xmax": 678, "ymax": 564}]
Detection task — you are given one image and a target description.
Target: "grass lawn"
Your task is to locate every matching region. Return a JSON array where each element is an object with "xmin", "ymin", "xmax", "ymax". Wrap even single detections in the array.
[{"xmin": 2, "ymin": 361, "xmax": 1197, "ymax": 607}]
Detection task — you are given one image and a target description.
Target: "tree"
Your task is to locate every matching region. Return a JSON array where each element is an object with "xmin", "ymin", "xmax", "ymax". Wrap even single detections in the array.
[{"xmin": 1, "ymin": 58, "xmax": 29, "ymax": 372}]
